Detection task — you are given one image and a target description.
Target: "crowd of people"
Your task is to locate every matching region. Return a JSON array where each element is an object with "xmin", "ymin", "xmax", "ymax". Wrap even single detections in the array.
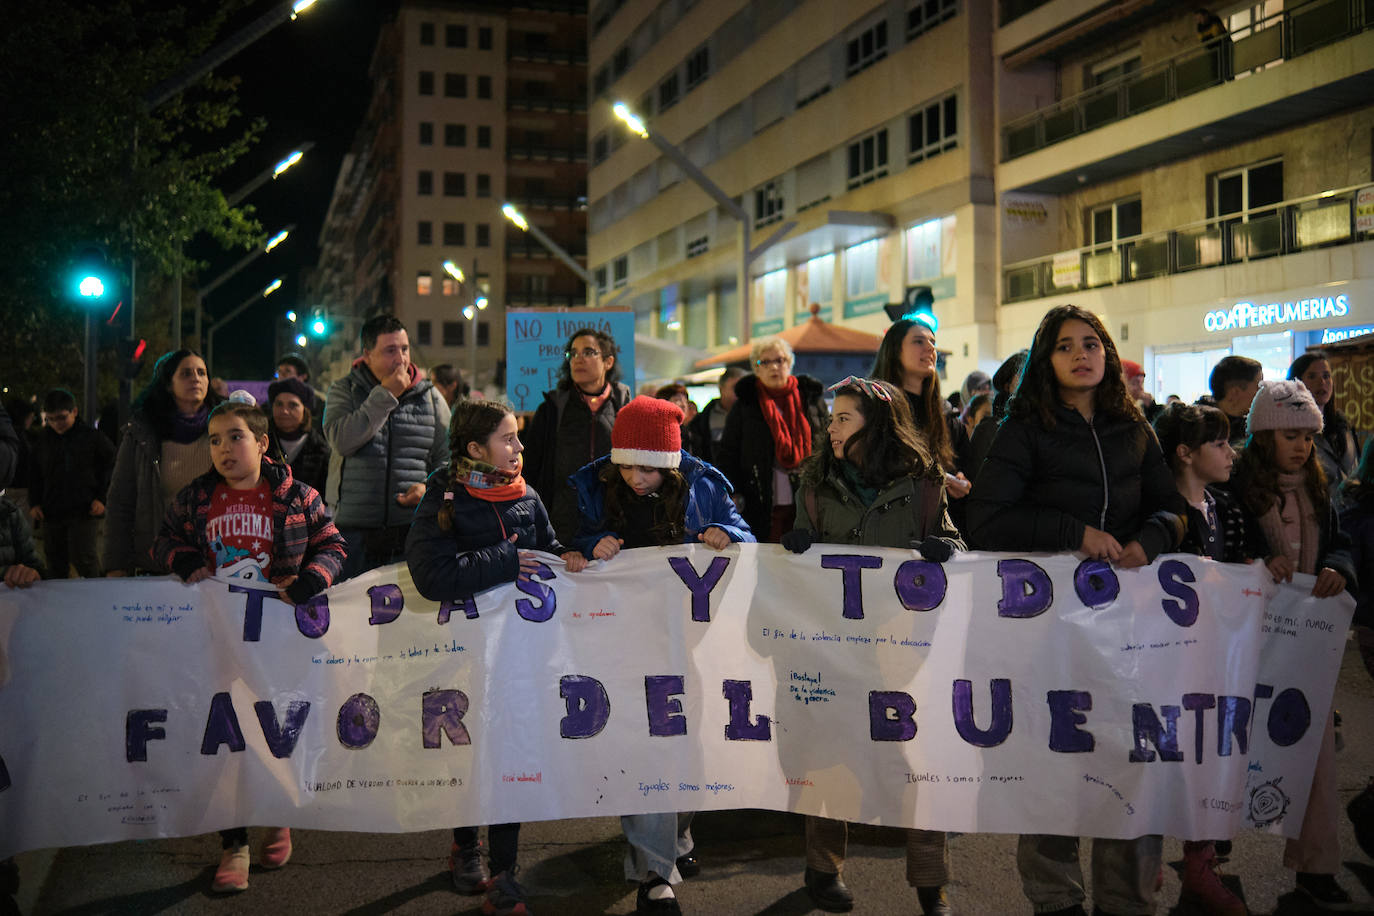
[{"xmin": 2, "ymin": 302, "xmax": 1374, "ymax": 916}]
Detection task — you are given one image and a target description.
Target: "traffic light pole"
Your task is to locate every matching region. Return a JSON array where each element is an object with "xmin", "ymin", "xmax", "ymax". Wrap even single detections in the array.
[{"xmin": 84, "ymin": 313, "xmax": 99, "ymax": 419}]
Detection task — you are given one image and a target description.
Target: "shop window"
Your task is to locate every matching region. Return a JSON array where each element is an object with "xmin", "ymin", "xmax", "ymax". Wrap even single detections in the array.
[
  {"xmin": 444, "ymin": 172, "xmax": 466, "ymax": 197},
  {"xmin": 754, "ymin": 180, "xmax": 785, "ymax": 229},
  {"xmin": 416, "ymin": 320, "xmax": 432, "ymax": 345},
  {"xmin": 845, "ymin": 239, "xmax": 881, "ymax": 299},
  {"xmin": 804, "ymin": 253, "xmax": 835, "ymax": 307},
  {"xmin": 446, "ymin": 24, "xmax": 467, "ymax": 48},
  {"xmin": 443, "ymin": 222, "xmax": 465, "ymax": 246},
  {"xmin": 445, "ymin": 124, "xmax": 466, "ymax": 147},
  {"xmin": 908, "ymin": 94, "xmax": 958, "ymax": 163},
  {"xmin": 417, "ymin": 220, "xmax": 433, "ymax": 245},
  {"xmin": 846, "ymin": 129, "xmax": 888, "ymax": 189},
  {"xmin": 417, "ymin": 271, "xmax": 433, "ymax": 296},
  {"xmin": 907, "ymin": 0, "xmax": 957, "ymax": 39},
  {"xmin": 846, "ymin": 18, "xmax": 887, "ymax": 77},
  {"xmin": 685, "ymin": 45, "xmax": 710, "ymax": 89},
  {"xmin": 418, "ymin": 71, "xmax": 434, "ymax": 95}
]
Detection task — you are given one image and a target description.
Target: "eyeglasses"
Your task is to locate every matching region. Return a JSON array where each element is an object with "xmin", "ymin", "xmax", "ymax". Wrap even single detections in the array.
[
  {"xmin": 755, "ymin": 357, "xmax": 789, "ymax": 369},
  {"xmin": 828, "ymin": 375, "xmax": 892, "ymax": 403},
  {"xmin": 566, "ymin": 348, "xmax": 602, "ymax": 361}
]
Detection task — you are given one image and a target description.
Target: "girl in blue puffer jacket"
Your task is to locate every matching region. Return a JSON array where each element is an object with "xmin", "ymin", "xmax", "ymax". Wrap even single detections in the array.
[
  {"xmin": 406, "ymin": 398, "xmax": 586, "ymax": 916},
  {"xmin": 569, "ymin": 395, "xmax": 753, "ymax": 915}
]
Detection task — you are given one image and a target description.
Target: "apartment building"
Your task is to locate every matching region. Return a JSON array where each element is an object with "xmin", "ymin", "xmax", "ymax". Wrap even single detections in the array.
[
  {"xmin": 588, "ymin": 0, "xmax": 1374, "ymax": 400},
  {"xmin": 309, "ymin": 0, "xmax": 588, "ymax": 387},
  {"xmin": 996, "ymin": 0, "xmax": 1374, "ymax": 402},
  {"xmin": 587, "ymin": 0, "xmax": 1000, "ymax": 384}
]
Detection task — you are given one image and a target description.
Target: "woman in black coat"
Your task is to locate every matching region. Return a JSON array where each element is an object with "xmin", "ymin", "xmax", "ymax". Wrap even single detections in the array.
[
  {"xmin": 266, "ymin": 377, "xmax": 331, "ymax": 496},
  {"xmin": 715, "ymin": 337, "xmax": 827, "ymax": 542}
]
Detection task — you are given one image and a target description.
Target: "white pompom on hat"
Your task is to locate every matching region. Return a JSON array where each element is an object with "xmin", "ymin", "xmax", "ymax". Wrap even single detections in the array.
[
  {"xmin": 1246, "ymin": 379, "xmax": 1324, "ymax": 437},
  {"xmin": 610, "ymin": 396, "xmax": 683, "ymax": 469}
]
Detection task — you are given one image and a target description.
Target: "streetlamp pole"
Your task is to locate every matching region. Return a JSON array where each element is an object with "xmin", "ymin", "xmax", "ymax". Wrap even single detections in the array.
[
  {"xmin": 192, "ymin": 225, "xmax": 293, "ymax": 352},
  {"xmin": 501, "ymin": 204, "xmax": 596, "ymax": 307}
]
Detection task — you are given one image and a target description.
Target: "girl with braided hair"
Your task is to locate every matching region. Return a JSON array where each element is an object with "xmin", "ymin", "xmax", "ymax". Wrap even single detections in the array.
[{"xmin": 406, "ymin": 398, "xmax": 586, "ymax": 916}]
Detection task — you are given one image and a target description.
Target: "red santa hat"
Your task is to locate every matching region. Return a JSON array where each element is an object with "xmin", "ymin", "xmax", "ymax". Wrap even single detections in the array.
[{"xmin": 611, "ymin": 396, "xmax": 683, "ymax": 469}]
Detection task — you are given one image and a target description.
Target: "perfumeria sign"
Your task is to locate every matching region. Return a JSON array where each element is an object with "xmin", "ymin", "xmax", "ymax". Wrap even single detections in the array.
[{"xmin": 1204, "ymin": 295, "xmax": 1348, "ymax": 332}]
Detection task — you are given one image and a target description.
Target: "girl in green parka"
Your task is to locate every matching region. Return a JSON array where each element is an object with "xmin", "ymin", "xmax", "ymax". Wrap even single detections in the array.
[{"xmin": 782, "ymin": 376, "xmax": 963, "ymax": 916}]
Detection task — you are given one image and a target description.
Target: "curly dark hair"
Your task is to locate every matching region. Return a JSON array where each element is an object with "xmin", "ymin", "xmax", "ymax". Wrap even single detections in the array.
[
  {"xmin": 807, "ymin": 378, "xmax": 939, "ymax": 489},
  {"xmin": 132, "ymin": 349, "xmax": 224, "ymax": 440},
  {"xmin": 1152, "ymin": 403, "xmax": 1229, "ymax": 474},
  {"xmin": 1233, "ymin": 428, "xmax": 1329, "ymax": 518},
  {"xmin": 1006, "ymin": 305, "xmax": 1141, "ymax": 430},
  {"xmin": 596, "ymin": 461, "xmax": 688, "ymax": 546},
  {"xmin": 870, "ymin": 319, "xmax": 953, "ymax": 469},
  {"xmin": 556, "ymin": 326, "xmax": 621, "ymax": 392}
]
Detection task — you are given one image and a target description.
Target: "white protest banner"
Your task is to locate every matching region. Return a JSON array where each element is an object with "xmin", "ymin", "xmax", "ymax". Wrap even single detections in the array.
[{"xmin": 0, "ymin": 547, "xmax": 1351, "ymax": 858}]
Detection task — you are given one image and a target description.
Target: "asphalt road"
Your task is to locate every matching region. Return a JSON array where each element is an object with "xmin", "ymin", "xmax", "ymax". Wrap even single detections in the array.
[{"xmin": 13, "ymin": 640, "xmax": 1374, "ymax": 915}]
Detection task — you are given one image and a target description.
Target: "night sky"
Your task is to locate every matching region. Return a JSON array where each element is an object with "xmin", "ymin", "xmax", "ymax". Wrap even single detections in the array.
[{"xmin": 202, "ymin": 0, "xmax": 391, "ymax": 379}]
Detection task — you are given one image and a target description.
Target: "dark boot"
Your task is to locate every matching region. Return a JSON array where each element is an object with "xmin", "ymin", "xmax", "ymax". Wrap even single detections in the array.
[
  {"xmin": 916, "ymin": 883, "xmax": 953, "ymax": 915},
  {"xmin": 803, "ymin": 866, "xmax": 854, "ymax": 913}
]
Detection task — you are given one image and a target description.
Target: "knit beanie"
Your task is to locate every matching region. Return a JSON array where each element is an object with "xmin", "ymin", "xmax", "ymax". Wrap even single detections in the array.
[
  {"xmin": 1246, "ymin": 379, "xmax": 1324, "ymax": 437},
  {"xmin": 268, "ymin": 377, "xmax": 314, "ymax": 407},
  {"xmin": 1121, "ymin": 360, "xmax": 1145, "ymax": 379},
  {"xmin": 611, "ymin": 396, "xmax": 683, "ymax": 468}
]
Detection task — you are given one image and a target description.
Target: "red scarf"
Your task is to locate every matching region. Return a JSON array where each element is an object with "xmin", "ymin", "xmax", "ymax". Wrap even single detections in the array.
[
  {"xmin": 449, "ymin": 456, "xmax": 528, "ymax": 503},
  {"xmin": 758, "ymin": 375, "xmax": 811, "ymax": 470}
]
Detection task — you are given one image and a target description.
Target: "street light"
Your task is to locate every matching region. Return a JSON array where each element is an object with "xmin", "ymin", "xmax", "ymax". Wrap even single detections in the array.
[
  {"xmin": 611, "ymin": 101, "xmax": 796, "ymax": 346},
  {"xmin": 264, "ymin": 228, "xmax": 290, "ymax": 252},
  {"xmin": 286, "ymin": 309, "xmax": 298, "ymax": 322},
  {"xmin": 443, "ymin": 260, "xmax": 465, "ymax": 283},
  {"xmin": 191, "ymin": 222, "xmax": 295, "ymax": 349},
  {"xmin": 501, "ymin": 202, "xmax": 596, "ymax": 307},
  {"xmin": 206, "ymin": 277, "xmax": 282, "ymax": 372}
]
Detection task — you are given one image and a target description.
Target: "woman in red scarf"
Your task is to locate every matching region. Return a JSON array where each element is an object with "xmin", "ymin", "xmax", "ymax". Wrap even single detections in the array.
[{"xmin": 716, "ymin": 337, "xmax": 828, "ymax": 541}]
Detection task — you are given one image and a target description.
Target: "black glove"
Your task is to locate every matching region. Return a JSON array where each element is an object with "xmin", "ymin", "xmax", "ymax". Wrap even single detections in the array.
[
  {"xmin": 780, "ymin": 529, "xmax": 815, "ymax": 554},
  {"xmin": 918, "ymin": 536, "xmax": 954, "ymax": 563}
]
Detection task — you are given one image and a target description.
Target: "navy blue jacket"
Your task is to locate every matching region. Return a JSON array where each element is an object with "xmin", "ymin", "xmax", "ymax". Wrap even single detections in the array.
[
  {"xmin": 405, "ymin": 468, "xmax": 566, "ymax": 601},
  {"xmin": 568, "ymin": 451, "xmax": 753, "ymax": 557}
]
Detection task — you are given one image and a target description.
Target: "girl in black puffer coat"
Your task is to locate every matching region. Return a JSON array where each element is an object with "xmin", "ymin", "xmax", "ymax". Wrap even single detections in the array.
[
  {"xmin": 966, "ymin": 304, "xmax": 1185, "ymax": 916},
  {"xmin": 405, "ymin": 399, "xmax": 587, "ymax": 913}
]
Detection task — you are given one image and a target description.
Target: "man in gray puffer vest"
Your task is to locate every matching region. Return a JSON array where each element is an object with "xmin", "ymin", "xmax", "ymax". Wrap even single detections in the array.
[{"xmin": 324, "ymin": 315, "xmax": 450, "ymax": 579}]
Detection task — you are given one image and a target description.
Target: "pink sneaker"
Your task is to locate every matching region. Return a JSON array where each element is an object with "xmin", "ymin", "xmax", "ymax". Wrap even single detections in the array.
[
  {"xmin": 211, "ymin": 845, "xmax": 249, "ymax": 893},
  {"xmin": 1181, "ymin": 843, "xmax": 1246, "ymax": 916},
  {"xmin": 261, "ymin": 827, "xmax": 293, "ymax": 869}
]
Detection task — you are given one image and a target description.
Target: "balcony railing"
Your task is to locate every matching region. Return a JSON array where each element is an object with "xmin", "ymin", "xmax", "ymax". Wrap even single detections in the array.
[
  {"xmin": 506, "ymin": 241, "xmax": 588, "ymax": 261},
  {"xmin": 508, "ymin": 48, "xmax": 589, "ymax": 66},
  {"xmin": 1002, "ymin": 0, "xmax": 1374, "ymax": 161},
  {"xmin": 505, "ymin": 195, "xmax": 588, "ymax": 212},
  {"xmin": 506, "ymin": 144, "xmax": 588, "ymax": 162},
  {"xmin": 507, "ymin": 96, "xmax": 588, "ymax": 113},
  {"xmin": 1003, "ymin": 184, "xmax": 1374, "ymax": 304}
]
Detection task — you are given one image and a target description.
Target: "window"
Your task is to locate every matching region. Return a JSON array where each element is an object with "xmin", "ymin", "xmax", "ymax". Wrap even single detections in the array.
[
  {"xmin": 443, "ymin": 321, "xmax": 464, "ymax": 346},
  {"xmin": 477, "ymin": 76, "xmax": 492, "ymax": 99},
  {"xmin": 418, "ymin": 221, "xmax": 433, "ymax": 245},
  {"xmin": 476, "ymin": 174, "xmax": 491, "ymax": 198},
  {"xmin": 686, "ymin": 45, "xmax": 710, "ymax": 88},
  {"xmin": 420, "ymin": 22, "xmax": 435, "ymax": 45},
  {"xmin": 419, "ymin": 121, "xmax": 433, "ymax": 145},
  {"xmin": 593, "ymin": 134, "xmax": 609, "ymax": 164},
  {"xmin": 795, "ymin": 45, "xmax": 832, "ymax": 108},
  {"xmin": 907, "ymin": 0, "xmax": 957, "ymax": 39},
  {"xmin": 444, "ymin": 172, "xmax": 466, "ymax": 197},
  {"xmin": 445, "ymin": 73, "xmax": 467, "ymax": 97},
  {"xmin": 907, "ymin": 94, "xmax": 958, "ymax": 163},
  {"xmin": 613, "ymin": 46, "xmax": 631, "ymax": 79},
  {"xmin": 658, "ymin": 73, "xmax": 680, "ymax": 110},
  {"xmin": 477, "ymin": 321, "xmax": 490, "ymax": 347},
  {"xmin": 595, "ymin": 266, "xmax": 608, "ymax": 294},
  {"xmin": 759, "ymin": 269, "xmax": 786, "ymax": 320},
  {"xmin": 686, "ymin": 236, "xmax": 709, "ymax": 258},
  {"xmin": 418, "ymin": 71, "xmax": 434, "ymax": 95},
  {"xmin": 1089, "ymin": 49, "xmax": 1141, "ymax": 87},
  {"xmin": 593, "ymin": 66, "xmax": 610, "ymax": 95},
  {"xmin": 906, "ymin": 215, "xmax": 957, "ymax": 282},
  {"xmin": 754, "ymin": 180, "xmax": 785, "ymax": 229},
  {"xmin": 846, "ymin": 19, "xmax": 888, "ymax": 76},
  {"xmin": 802, "ymin": 253, "xmax": 835, "ymax": 307},
  {"xmin": 417, "ymin": 271, "xmax": 433, "ymax": 295},
  {"xmin": 1213, "ymin": 159, "xmax": 1283, "ymax": 219},
  {"xmin": 478, "ymin": 26, "xmax": 493, "ymax": 50},
  {"xmin": 1090, "ymin": 198, "xmax": 1142, "ymax": 247},
  {"xmin": 442, "ymin": 276, "xmax": 458, "ymax": 296},
  {"xmin": 845, "ymin": 239, "xmax": 880, "ymax": 299},
  {"xmin": 476, "ymin": 223, "xmax": 491, "ymax": 247},
  {"xmin": 443, "ymin": 222, "xmax": 465, "ymax": 246},
  {"xmin": 613, "ymin": 255, "xmax": 629, "ymax": 288},
  {"xmin": 417, "ymin": 320, "xmax": 432, "ymax": 345},
  {"xmin": 445, "ymin": 123, "xmax": 466, "ymax": 147},
  {"xmin": 446, "ymin": 24, "xmax": 467, "ymax": 48},
  {"xmin": 418, "ymin": 170, "xmax": 433, "ymax": 195},
  {"xmin": 846, "ymin": 129, "xmax": 888, "ymax": 189},
  {"xmin": 477, "ymin": 125, "xmax": 491, "ymax": 148}
]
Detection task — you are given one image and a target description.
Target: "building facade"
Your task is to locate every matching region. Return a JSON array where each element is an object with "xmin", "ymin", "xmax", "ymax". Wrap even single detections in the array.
[
  {"xmin": 309, "ymin": 0, "xmax": 588, "ymax": 388},
  {"xmin": 587, "ymin": 0, "xmax": 1374, "ymax": 398}
]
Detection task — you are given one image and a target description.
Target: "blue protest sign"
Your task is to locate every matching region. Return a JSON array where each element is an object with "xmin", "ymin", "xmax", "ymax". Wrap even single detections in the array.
[{"xmin": 505, "ymin": 309, "xmax": 636, "ymax": 412}]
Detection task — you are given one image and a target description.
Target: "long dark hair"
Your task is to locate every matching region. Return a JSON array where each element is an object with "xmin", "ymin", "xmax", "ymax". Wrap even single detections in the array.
[
  {"xmin": 596, "ymin": 461, "xmax": 688, "ymax": 546},
  {"xmin": 556, "ymin": 326, "xmax": 621, "ymax": 391},
  {"xmin": 1289, "ymin": 350, "xmax": 1352, "ymax": 463},
  {"xmin": 132, "ymin": 349, "xmax": 223, "ymax": 440},
  {"xmin": 809, "ymin": 378, "xmax": 939, "ymax": 489},
  {"xmin": 1233, "ymin": 428, "xmax": 1329, "ymax": 518},
  {"xmin": 1007, "ymin": 305, "xmax": 1141, "ymax": 429},
  {"xmin": 438, "ymin": 399, "xmax": 515, "ymax": 532},
  {"xmin": 1152, "ymin": 403, "xmax": 1229, "ymax": 474},
  {"xmin": 871, "ymin": 319, "xmax": 953, "ymax": 469}
]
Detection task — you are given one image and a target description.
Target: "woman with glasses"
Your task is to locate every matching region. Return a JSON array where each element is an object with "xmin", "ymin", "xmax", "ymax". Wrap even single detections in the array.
[
  {"xmin": 871, "ymin": 320, "xmax": 974, "ymax": 532},
  {"xmin": 716, "ymin": 337, "xmax": 827, "ymax": 542},
  {"xmin": 522, "ymin": 326, "xmax": 634, "ymax": 543}
]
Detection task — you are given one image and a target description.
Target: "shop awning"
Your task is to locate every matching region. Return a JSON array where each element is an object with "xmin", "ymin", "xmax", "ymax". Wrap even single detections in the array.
[{"xmin": 694, "ymin": 305, "xmax": 885, "ymax": 369}]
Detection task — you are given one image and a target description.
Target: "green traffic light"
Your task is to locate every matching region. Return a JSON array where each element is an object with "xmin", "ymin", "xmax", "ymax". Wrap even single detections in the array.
[
  {"xmin": 311, "ymin": 319, "xmax": 327, "ymax": 335},
  {"xmin": 78, "ymin": 276, "xmax": 106, "ymax": 298}
]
